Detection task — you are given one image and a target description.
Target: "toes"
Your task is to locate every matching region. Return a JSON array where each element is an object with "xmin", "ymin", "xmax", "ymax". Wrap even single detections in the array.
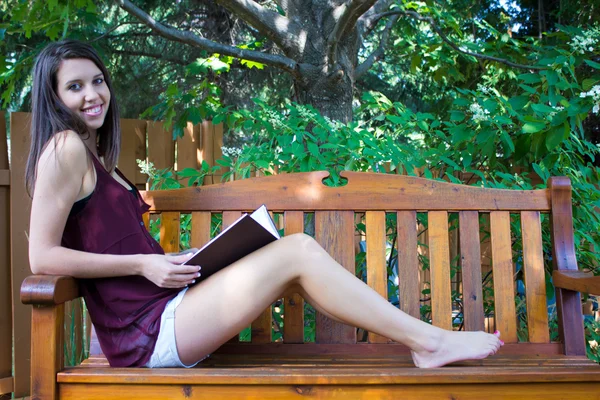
[{"xmin": 494, "ymin": 330, "xmax": 501, "ymax": 338}]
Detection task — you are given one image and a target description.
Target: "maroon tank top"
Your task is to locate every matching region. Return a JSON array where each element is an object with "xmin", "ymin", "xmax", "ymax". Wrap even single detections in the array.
[{"xmin": 61, "ymin": 148, "xmax": 178, "ymax": 367}]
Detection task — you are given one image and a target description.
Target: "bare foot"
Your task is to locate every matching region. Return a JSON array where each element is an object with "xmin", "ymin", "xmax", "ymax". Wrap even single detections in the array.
[{"xmin": 411, "ymin": 330, "xmax": 504, "ymax": 368}]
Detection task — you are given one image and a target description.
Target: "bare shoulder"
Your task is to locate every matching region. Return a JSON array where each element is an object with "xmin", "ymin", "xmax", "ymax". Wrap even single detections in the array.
[{"xmin": 37, "ymin": 130, "xmax": 89, "ymax": 177}]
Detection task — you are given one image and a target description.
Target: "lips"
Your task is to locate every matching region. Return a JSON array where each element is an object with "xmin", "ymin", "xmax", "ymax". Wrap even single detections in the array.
[{"xmin": 81, "ymin": 104, "xmax": 103, "ymax": 117}]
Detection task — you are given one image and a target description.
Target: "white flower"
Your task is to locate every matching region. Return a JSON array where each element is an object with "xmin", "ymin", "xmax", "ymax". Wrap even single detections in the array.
[
  {"xmin": 580, "ymin": 85, "xmax": 600, "ymax": 114},
  {"xmin": 221, "ymin": 146, "xmax": 242, "ymax": 158},
  {"xmin": 477, "ymin": 83, "xmax": 493, "ymax": 95},
  {"xmin": 137, "ymin": 159, "xmax": 156, "ymax": 178},
  {"xmin": 569, "ymin": 25, "xmax": 600, "ymax": 54},
  {"xmin": 469, "ymin": 102, "xmax": 490, "ymax": 122}
]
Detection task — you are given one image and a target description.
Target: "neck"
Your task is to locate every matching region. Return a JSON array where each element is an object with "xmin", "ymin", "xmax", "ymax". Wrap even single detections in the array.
[{"xmin": 83, "ymin": 130, "xmax": 99, "ymax": 157}]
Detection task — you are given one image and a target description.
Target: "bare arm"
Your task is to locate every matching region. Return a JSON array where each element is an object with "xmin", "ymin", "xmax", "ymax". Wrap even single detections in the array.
[{"xmin": 28, "ymin": 132, "xmax": 199, "ymax": 287}]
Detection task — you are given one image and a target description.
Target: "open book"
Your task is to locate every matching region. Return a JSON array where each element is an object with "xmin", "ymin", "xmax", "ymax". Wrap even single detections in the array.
[{"xmin": 182, "ymin": 205, "xmax": 280, "ymax": 283}]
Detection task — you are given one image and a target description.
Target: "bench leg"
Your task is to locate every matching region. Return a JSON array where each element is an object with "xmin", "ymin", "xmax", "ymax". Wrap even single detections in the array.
[{"xmin": 31, "ymin": 305, "xmax": 64, "ymax": 400}]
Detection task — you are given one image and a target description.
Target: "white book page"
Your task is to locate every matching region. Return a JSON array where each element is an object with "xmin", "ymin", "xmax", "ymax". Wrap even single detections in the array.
[{"xmin": 250, "ymin": 205, "xmax": 280, "ymax": 239}]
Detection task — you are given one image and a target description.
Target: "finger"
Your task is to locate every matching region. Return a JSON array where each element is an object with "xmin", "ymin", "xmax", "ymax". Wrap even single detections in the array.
[
  {"xmin": 165, "ymin": 252, "xmax": 196, "ymax": 264},
  {"xmin": 169, "ymin": 263, "xmax": 202, "ymax": 274},
  {"xmin": 171, "ymin": 272, "xmax": 201, "ymax": 282}
]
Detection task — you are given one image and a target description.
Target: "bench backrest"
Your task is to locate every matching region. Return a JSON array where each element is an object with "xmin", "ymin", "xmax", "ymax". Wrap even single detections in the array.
[{"xmin": 141, "ymin": 171, "xmax": 584, "ymax": 356}]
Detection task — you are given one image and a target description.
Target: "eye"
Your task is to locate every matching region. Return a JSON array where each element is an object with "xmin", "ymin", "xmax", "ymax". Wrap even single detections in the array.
[
  {"xmin": 68, "ymin": 83, "xmax": 81, "ymax": 91},
  {"xmin": 93, "ymin": 78, "xmax": 104, "ymax": 85}
]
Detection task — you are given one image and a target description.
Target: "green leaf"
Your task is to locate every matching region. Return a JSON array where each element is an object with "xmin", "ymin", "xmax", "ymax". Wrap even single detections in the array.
[
  {"xmin": 519, "ymin": 84, "xmax": 538, "ymax": 95},
  {"xmin": 307, "ymin": 142, "xmax": 320, "ymax": 157},
  {"xmin": 545, "ymin": 123, "xmax": 569, "ymax": 151},
  {"xmin": 522, "ymin": 121, "xmax": 547, "ymax": 133},
  {"xmin": 531, "ymin": 103, "xmax": 555, "ymax": 114},
  {"xmin": 518, "ymin": 73, "xmax": 541, "ymax": 84},
  {"xmin": 584, "ymin": 59, "xmax": 600, "ymax": 70},
  {"xmin": 508, "ymin": 95, "xmax": 529, "ymax": 111},
  {"xmin": 582, "ymin": 79, "xmax": 599, "ymax": 91},
  {"xmin": 450, "ymin": 111, "xmax": 465, "ymax": 122},
  {"xmin": 386, "ymin": 115, "xmax": 403, "ymax": 124},
  {"xmin": 240, "ymin": 59, "xmax": 265, "ymax": 69}
]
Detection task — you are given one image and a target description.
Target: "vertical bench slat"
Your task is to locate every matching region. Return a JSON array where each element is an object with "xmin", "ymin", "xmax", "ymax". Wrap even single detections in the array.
[
  {"xmin": 315, "ymin": 211, "xmax": 356, "ymax": 344},
  {"xmin": 366, "ymin": 211, "xmax": 390, "ymax": 343},
  {"xmin": 223, "ymin": 212, "xmax": 242, "ymax": 343},
  {"xmin": 250, "ymin": 212, "xmax": 277, "ymax": 344},
  {"xmin": 521, "ymin": 211, "xmax": 550, "ymax": 343},
  {"xmin": 490, "ymin": 211, "xmax": 518, "ymax": 343},
  {"xmin": 459, "ymin": 211, "xmax": 485, "ymax": 331},
  {"xmin": 283, "ymin": 211, "xmax": 305, "ymax": 343},
  {"xmin": 191, "ymin": 212, "xmax": 212, "ymax": 248},
  {"xmin": 397, "ymin": 211, "xmax": 420, "ymax": 319},
  {"xmin": 159, "ymin": 212, "xmax": 180, "ymax": 253},
  {"xmin": 428, "ymin": 211, "xmax": 452, "ymax": 330}
]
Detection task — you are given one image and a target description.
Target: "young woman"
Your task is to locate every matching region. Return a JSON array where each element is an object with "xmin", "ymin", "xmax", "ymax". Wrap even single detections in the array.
[{"xmin": 27, "ymin": 39, "xmax": 503, "ymax": 369}]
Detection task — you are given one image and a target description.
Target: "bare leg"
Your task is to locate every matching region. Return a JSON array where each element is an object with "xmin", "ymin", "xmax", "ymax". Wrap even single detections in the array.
[{"xmin": 174, "ymin": 233, "xmax": 503, "ymax": 367}]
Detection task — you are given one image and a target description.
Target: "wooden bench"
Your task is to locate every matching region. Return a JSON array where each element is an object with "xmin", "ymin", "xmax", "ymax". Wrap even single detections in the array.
[{"xmin": 21, "ymin": 171, "xmax": 600, "ymax": 399}]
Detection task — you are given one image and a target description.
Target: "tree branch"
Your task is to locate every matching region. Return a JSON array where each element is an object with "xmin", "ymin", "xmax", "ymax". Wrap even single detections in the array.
[
  {"xmin": 215, "ymin": 0, "xmax": 304, "ymax": 57},
  {"xmin": 354, "ymin": 14, "xmax": 399, "ymax": 79},
  {"xmin": 368, "ymin": 9, "xmax": 549, "ymax": 70},
  {"xmin": 327, "ymin": 0, "xmax": 379, "ymax": 67},
  {"xmin": 114, "ymin": 0, "xmax": 299, "ymax": 75}
]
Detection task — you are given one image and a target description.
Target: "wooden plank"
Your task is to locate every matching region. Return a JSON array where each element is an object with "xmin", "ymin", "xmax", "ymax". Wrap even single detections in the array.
[
  {"xmin": 553, "ymin": 270, "xmax": 600, "ymax": 295},
  {"xmin": 58, "ymin": 382, "xmax": 600, "ymax": 400},
  {"xmin": 548, "ymin": 177, "xmax": 586, "ymax": 356},
  {"xmin": 176, "ymin": 122, "xmax": 200, "ymax": 186},
  {"xmin": 365, "ymin": 211, "xmax": 389, "ymax": 343},
  {"xmin": 521, "ymin": 211, "xmax": 550, "ymax": 343},
  {"xmin": 396, "ymin": 211, "xmax": 420, "ymax": 319},
  {"xmin": 428, "ymin": 211, "xmax": 452, "ymax": 330},
  {"xmin": 31, "ymin": 305, "xmax": 64, "ymax": 400},
  {"xmin": 118, "ymin": 119, "xmax": 147, "ymax": 187},
  {"xmin": 146, "ymin": 121, "xmax": 175, "ymax": 170},
  {"xmin": 9, "ymin": 112, "xmax": 32, "ymax": 397},
  {"xmin": 490, "ymin": 211, "xmax": 518, "ymax": 343},
  {"xmin": 200, "ymin": 122, "xmax": 214, "ymax": 185},
  {"xmin": 315, "ymin": 211, "xmax": 356, "ymax": 344},
  {"xmin": 223, "ymin": 212, "xmax": 242, "ymax": 343},
  {"xmin": 140, "ymin": 171, "xmax": 551, "ymax": 212},
  {"xmin": 0, "ymin": 111, "xmax": 11, "ymax": 396},
  {"xmin": 459, "ymin": 211, "xmax": 485, "ymax": 331},
  {"xmin": 0, "ymin": 377, "xmax": 13, "ymax": 396},
  {"xmin": 212, "ymin": 123, "xmax": 224, "ymax": 183},
  {"xmin": 190, "ymin": 212, "xmax": 212, "ymax": 249},
  {"xmin": 159, "ymin": 212, "xmax": 180, "ymax": 254},
  {"xmin": 283, "ymin": 211, "xmax": 304, "ymax": 343}
]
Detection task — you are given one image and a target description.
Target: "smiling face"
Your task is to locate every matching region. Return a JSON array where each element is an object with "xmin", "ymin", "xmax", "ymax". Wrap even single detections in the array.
[{"xmin": 56, "ymin": 58, "xmax": 111, "ymax": 135}]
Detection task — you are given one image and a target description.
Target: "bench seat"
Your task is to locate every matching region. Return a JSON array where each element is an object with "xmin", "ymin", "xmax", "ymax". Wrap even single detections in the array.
[{"xmin": 58, "ymin": 354, "xmax": 600, "ymax": 399}]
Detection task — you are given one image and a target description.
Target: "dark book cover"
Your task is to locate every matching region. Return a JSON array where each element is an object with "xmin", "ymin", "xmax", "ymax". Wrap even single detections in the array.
[{"xmin": 183, "ymin": 210, "xmax": 279, "ymax": 283}]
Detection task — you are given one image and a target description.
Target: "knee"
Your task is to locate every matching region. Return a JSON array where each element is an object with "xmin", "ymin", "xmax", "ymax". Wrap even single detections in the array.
[{"xmin": 282, "ymin": 233, "xmax": 322, "ymax": 252}]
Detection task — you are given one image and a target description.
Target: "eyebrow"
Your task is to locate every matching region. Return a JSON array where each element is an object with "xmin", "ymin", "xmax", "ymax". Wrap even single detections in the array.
[{"xmin": 64, "ymin": 73, "xmax": 104, "ymax": 87}]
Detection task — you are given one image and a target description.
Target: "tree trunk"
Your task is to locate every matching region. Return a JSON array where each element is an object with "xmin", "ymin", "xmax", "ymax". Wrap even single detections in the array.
[{"xmin": 286, "ymin": 1, "xmax": 359, "ymax": 123}]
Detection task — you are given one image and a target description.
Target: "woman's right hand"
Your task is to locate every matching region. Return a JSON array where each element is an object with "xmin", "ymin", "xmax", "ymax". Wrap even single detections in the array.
[{"xmin": 139, "ymin": 253, "xmax": 202, "ymax": 288}]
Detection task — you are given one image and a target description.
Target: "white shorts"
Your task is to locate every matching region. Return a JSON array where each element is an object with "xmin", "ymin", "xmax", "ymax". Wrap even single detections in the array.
[{"xmin": 145, "ymin": 288, "xmax": 210, "ymax": 368}]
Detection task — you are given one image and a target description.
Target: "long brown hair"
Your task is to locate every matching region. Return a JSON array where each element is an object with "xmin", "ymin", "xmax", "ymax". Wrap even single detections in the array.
[{"xmin": 25, "ymin": 39, "xmax": 121, "ymax": 196}]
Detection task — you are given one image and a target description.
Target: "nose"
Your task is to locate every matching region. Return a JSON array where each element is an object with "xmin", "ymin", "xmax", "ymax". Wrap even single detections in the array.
[{"xmin": 84, "ymin": 86, "xmax": 100, "ymax": 103}]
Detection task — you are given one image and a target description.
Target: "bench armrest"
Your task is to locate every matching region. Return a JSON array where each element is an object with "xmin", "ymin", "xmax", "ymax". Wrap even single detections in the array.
[
  {"xmin": 553, "ymin": 270, "xmax": 600, "ymax": 296},
  {"xmin": 21, "ymin": 275, "xmax": 80, "ymax": 305}
]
